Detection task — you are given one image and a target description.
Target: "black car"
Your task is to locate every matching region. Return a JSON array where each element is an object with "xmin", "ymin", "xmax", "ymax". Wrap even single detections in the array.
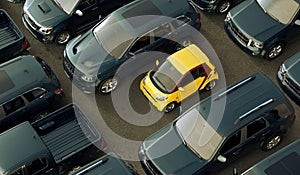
[
  {"xmin": 22, "ymin": 0, "xmax": 133, "ymax": 44},
  {"xmin": 191, "ymin": 0, "xmax": 244, "ymax": 14},
  {"xmin": 224, "ymin": 0, "xmax": 300, "ymax": 60},
  {"xmin": 139, "ymin": 72, "xmax": 295, "ymax": 175},
  {"xmin": 0, "ymin": 55, "xmax": 63, "ymax": 133},
  {"xmin": 63, "ymin": 0, "xmax": 201, "ymax": 94},
  {"xmin": 277, "ymin": 51, "xmax": 300, "ymax": 105}
]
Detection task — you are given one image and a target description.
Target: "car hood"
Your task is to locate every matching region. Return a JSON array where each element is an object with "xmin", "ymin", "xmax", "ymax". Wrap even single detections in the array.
[
  {"xmin": 24, "ymin": 0, "xmax": 67, "ymax": 27},
  {"xmin": 65, "ymin": 30, "xmax": 114, "ymax": 75},
  {"xmin": 143, "ymin": 123, "xmax": 205, "ymax": 175},
  {"xmin": 283, "ymin": 52, "xmax": 300, "ymax": 85},
  {"xmin": 229, "ymin": 0, "xmax": 285, "ymax": 42}
]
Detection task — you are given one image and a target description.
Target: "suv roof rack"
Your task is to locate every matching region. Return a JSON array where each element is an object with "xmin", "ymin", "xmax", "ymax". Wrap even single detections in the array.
[
  {"xmin": 214, "ymin": 75, "xmax": 256, "ymax": 101},
  {"xmin": 234, "ymin": 98, "xmax": 277, "ymax": 125}
]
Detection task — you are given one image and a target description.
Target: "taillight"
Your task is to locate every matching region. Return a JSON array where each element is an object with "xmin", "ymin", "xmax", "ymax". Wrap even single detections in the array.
[
  {"xmin": 195, "ymin": 17, "xmax": 201, "ymax": 24},
  {"xmin": 288, "ymin": 113, "xmax": 295, "ymax": 121},
  {"xmin": 23, "ymin": 39, "xmax": 29, "ymax": 50},
  {"xmin": 55, "ymin": 87, "xmax": 63, "ymax": 95}
]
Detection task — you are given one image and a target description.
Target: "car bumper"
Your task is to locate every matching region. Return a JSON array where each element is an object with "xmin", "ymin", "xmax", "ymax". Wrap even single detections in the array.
[
  {"xmin": 22, "ymin": 14, "xmax": 54, "ymax": 44},
  {"xmin": 277, "ymin": 71, "xmax": 300, "ymax": 105},
  {"xmin": 191, "ymin": 0, "xmax": 216, "ymax": 12},
  {"xmin": 140, "ymin": 81, "xmax": 166, "ymax": 112},
  {"xmin": 224, "ymin": 20, "xmax": 265, "ymax": 58}
]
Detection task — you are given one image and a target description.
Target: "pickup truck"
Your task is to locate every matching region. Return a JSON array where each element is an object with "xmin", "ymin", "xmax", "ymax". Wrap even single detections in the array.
[
  {"xmin": 0, "ymin": 9, "xmax": 30, "ymax": 62},
  {"xmin": 0, "ymin": 103, "xmax": 106, "ymax": 175}
]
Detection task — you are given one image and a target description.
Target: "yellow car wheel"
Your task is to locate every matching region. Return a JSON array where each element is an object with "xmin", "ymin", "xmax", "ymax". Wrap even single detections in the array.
[
  {"xmin": 164, "ymin": 102, "xmax": 177, "ymax": 113},
  {"xmin": 205, "ymin": 80, "xmax": 216, "ymax": 91}
]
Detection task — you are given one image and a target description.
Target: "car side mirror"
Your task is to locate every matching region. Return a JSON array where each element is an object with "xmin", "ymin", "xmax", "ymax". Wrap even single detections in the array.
[
  {"xmin": 128, "ymin": 52, "xmax": 135, "ymax": 58},
  {"xmin": 295, "ymin": 19, "xmax": 300, "ymax": 26},
  {"xmin": 217, "ymin": 155, "xmax": 227, "ymax": 163},
  {"xmin": 75, "ymin": 10, "xmax": 83, "ymax": 16},
  {"xmin": 156, "ymin": 60, "xmax": 160, "ymax": 66},
  {"xmin": 178, "ymin": 87, "xmax": 184, "ymax": 92}
]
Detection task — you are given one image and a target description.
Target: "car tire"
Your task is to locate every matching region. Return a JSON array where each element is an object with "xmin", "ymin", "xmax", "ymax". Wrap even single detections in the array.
[
  {"xmin": 32, "ymin": 110, "xmax": 52, "ymax": 122},
  {"xmin": 164, "ymin": 102, "xmax": 177, "ymax": 113},
  {"xmin": 265, "ymin": 42, "xmax": 285, "ymax": 60},
  {"xmin": 205, "ymin": 80, "xmax": 216, "ymax": 91},
  {"xmin": 55, "ymin": 30, "xmax": 72, "ymax": 45},
  {"xmin": 216, "ymin": 0, "xmax": 232, "ymax": 15},
  {"xmin": 261, "ymin": 133, "xmax": 283, "ymax": 151},
  {"xmin": 98, "ymin": 77, "xmax": 119, "ymax": 94}
]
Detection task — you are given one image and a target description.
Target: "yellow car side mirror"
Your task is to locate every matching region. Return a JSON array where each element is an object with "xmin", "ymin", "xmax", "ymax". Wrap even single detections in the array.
[
  {"xmin": 178, "ymin": 87, "xmax": 184, "ymax": 92},
  {"xmin": 156, "ymin": 60, "xmax": 160, "ymax": 66}
]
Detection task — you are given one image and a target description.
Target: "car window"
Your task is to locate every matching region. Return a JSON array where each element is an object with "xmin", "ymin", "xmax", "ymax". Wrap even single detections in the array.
[
  {"xmin": 247, "ymin": 118, "xmax": 267, "ymax": 138},
  {"xmin": 0, "ymin": 106, "xmax": 5, "ymax": 119},
  {"xmin": 129, "ymin": 35, "xmax": 152, "ymax": 53},
  {"xmin": 179, "ymin": 73, "xmax": 194, "ymax": 87},
  {"xmin": 220, "ymin": 131, "xmax": 241, "ymax": 154},
  {"xmin": 191, "ymin": 67, "xmax": 206, "ymax": 79},
  {"xmin": 23, "ymin": 88, "xmax": 47, "ymax": 102},
  {"xmin": 25, "ymin": 157, "xmax": 48, "ymax": 175},
  {"xmin": 3, "ymin": 96, "xmax": 25, "ymax": 115},
  {"xmin": 77, "ymin": 0, "xmax": 96, "ymax": 10},
  {"xmin": 10, "ymin": 168, "xmax": 24, "ymax": 175},
  {"xmin": 170, "ymin": 15, "xmax": 191, "ymax": 29}
]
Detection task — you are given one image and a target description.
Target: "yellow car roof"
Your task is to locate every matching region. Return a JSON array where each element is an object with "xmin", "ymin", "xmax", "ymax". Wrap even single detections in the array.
[{"xmin": 168, "ymin": 44, "xmax": 209, "ymax": 74}]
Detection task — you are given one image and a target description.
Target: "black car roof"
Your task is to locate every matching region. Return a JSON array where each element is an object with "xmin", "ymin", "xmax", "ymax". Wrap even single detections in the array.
[{"xmin": 197, "ymin": 72, "xmax": 291, "ymax": 136}]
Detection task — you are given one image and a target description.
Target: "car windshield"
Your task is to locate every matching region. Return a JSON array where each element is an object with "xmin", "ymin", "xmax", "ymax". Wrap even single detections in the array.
[
  {"xmin": 175, "ymin": 108, "xmax": 222, "ymax": 160},
  {"xmin": 53, "ymin": 0, "xmax": 79, "ymax": 14},
  {"xmin": 151, "ymin": 59, "xmax": 182, "ymax": 93},
  {"xmin": 256, "ymin": 0, "xmax": 299, "ymax": 24},
  {"xmin": 93, "ymin": 14, "xmax": 134, "ymax": 59}
]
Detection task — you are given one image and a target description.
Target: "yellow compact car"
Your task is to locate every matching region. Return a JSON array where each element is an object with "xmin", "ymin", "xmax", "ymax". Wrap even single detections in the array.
[{"xmin": 140, "ymin": 44, "xmax": 218, "ymax": 113}]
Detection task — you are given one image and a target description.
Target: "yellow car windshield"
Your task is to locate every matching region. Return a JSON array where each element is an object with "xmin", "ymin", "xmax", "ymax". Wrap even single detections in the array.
[{"xmin": 151, "ymin": 60, "xmax": 182, "ymax": 93}]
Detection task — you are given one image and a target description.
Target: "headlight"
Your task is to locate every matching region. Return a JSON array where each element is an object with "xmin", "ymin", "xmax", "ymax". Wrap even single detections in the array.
[
  {"xmin": 225, "ymin": 13, "xmax": 231, "ymax": 22},
  {"xmin": 143, "ymin": 76, "xmax": 147, "ymax": 85},
  {"xmin": 81, "ymin": 74, "xmax": 96, "ymax": 82},
  {"xmin": 208, "ymin": 0, "xmax": 217, "ymax": 3},
  {"xmin": 39, "ymin": 26, "xmax": 52, "ymax": 35},
  {"xmin": 156, "ymin": 95, "xmax": 168, "ymax": 101},
  {"xmin": 248, "ymin": 39, "xmax": 263, "ymax": 49}
]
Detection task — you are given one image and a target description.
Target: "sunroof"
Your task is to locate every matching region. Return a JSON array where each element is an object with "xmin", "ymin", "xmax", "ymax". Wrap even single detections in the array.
[
  {"xmin": 0, "ymin": 70, "xmax": 14, "ymax": 94},
  {"xmin": 265, "ymin": 152, "xmax": 300, "ymax": 175},
  {"xmin": 122, "ymin": 0, "xmax": 162, "ymax": 28}
]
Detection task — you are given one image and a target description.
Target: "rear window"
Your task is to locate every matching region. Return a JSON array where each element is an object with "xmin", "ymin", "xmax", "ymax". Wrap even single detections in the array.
[
  {"xmin": 0, "ymin": 70, "xmax": 14, "ymax": 94},
  {"xmin": 265, "ymin": 152, "xmax": 300, "ymax": 175}
]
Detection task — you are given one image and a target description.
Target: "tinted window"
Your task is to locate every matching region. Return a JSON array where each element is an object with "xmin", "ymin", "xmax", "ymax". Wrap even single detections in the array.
[
  {"xmin": 23, "ymin": 88, "xmax": 47, "ymax": 102},
  {"xmin": 3, "ymin": 96, "xmax": 25, "ymax": 114},
  {"xmin": 247, "ymin": 118, "xmax": 267, "ymax": 138},
  {"xmin": 26, "ymin": 157, "xmax": 48, "ymax": 175},
  {"xmin": 220, "ymin": 131, "xmax": 241, "ymax": 154},
  {"xmin": 77, "ymin": 0, "xmax": 96, "ymax": 10}
]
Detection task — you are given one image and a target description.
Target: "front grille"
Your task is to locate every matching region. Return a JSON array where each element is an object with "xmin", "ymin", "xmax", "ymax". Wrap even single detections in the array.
[
  {"xmin": 24, "ymin": 12, "xmax": 40, "ymax": 30},
  {"xmin": 285, "ymin": 74, "xmax": 300, "ymax": 96},
  {"xmin": 227, "ymin": 19, "xmax": 249, "ymax": 45},
  {"xmin": 63, "ymin": 56, "xmax": 85, "ymax": 82},
  {"xmin": 63, "ymin": 56, "xmax": 75, "ymax": 75}
]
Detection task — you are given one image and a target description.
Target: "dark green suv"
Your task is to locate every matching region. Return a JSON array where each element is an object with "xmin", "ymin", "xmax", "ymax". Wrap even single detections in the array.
[
  {"xmin": 139, "ymin": 72, "xmax": 295, "ymax": 175},
  {"xmin": 0, "ymin": 55, "xmax": 63, "ymax": 133}
]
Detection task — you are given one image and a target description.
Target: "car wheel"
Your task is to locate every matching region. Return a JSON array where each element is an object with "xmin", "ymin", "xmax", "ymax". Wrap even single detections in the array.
[
  {"xmin": 205, "ymin": 80, "xmax": 216, "ymax": 91},
  {"xmin": 261, "ymin": 133, "xmax": 283, "ymax": 151},
  {"xmin": 32, "ymin": 110, "xmax": 51, "ymax": 122},
  {"xmin": 216, "ymin": 0, "xmax": 232, "ymax": 15},
  {"xmin": 265, "ymin": 42, "xmax": 284, "ymax": 60},
  {"xmin": 176, "ymin": 39, "xmax": 192, "ymax": 51},
  {"xmin": 164, "ymin": 102, "xmax": 177, "ymax": 113},
  {"xmin": 98, "ymin": 77, "xmax": 118, "ymax": 94},
  {"xmin": 55, "ymin": 31, "xmax": 72, "ymax": 45}
]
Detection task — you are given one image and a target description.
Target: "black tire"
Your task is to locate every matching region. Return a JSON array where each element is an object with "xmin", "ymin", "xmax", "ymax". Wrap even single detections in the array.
[
  {"xmin": 216, "ymin": 0, "xmax": 232, "ymax": 15},
  {"xmin": 204, "ymin": 80, "xmax": 216, "ymax": 91},
  {"xmin": 164, "ymin": 102, "xmax": 177, "ymax": 113},
  {"xmin": 32, "ymin": 110, "xmax": 52, "ymax": 122},
  {"xmin": 261, "ymin": 133, "xmax": 283, "ymax": 151},
  {"xmin": 98, "ymin": 77, "xmax": 119, "ymax": 94},
  {"xmin": 55, "ymin": 30, "xmax": 72, "ymax": 45},
  {"xmin": 265, "ymin": 42, "xmax": 285, "ymax": 60}
]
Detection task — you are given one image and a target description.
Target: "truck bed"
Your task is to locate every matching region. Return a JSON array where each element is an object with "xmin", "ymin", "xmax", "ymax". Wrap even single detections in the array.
[
  {"xmin": 32, "ymin": 104, "xmax": 101, "ymax": 164},
  {"xmin": 0, "ymin": 10, "xmax": 22, "ymax": 49}
]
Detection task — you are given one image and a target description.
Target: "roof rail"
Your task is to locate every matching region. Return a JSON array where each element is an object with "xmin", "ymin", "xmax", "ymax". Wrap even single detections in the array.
[
  {"xmin": 214, "ymin": 75, "xmax": 256, "ymax": 101},
  {"xmin": 73, "ymin": 157, "xmax": 109, "ymax": 175},
  {"xmin": 234, "ymin": 98, "xmax": 277, "ymax": 125}
]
